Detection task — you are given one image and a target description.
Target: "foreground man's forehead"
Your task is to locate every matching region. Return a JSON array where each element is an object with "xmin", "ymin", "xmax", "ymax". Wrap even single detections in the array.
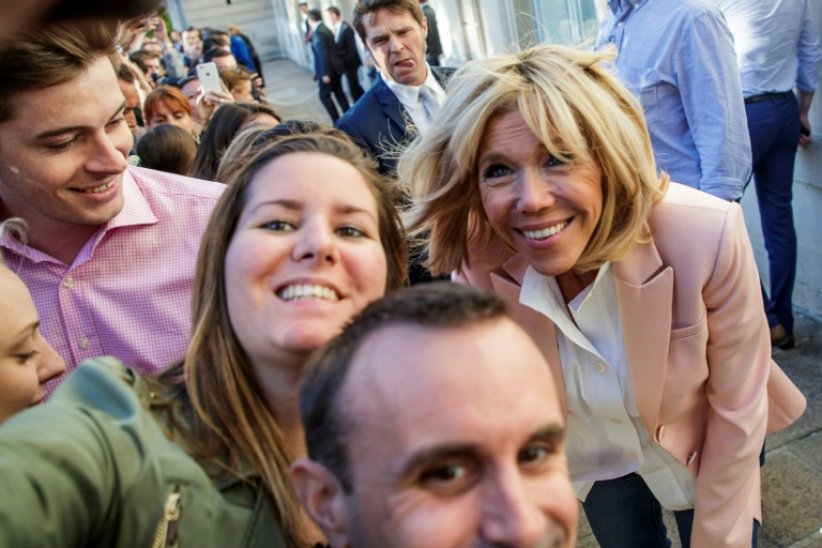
[{"xmin": 340, "ymin": 318, "xmax": 561, "ymax": 426}]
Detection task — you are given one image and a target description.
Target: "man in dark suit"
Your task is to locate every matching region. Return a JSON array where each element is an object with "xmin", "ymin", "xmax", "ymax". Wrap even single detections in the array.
[
  {"xmin": 337, "ymin": 0, "xmax": 453, "ymax": 284},
  {"xmin": 420, "ymin": 0, "xmax": 443, "ymax": 66},
  {"xmin": 307, "ymin": 8, "xmax": 350, "ymax": 122},
  {"xmin": 299, "ymin": 2, "xmax": 312, "ymax": 44},
  {"xmin": 336, "ymin": 0, "xmax": 453, "ymax": 176},
  {"xmin": 327, "ymin": 6, "xmax": 365, "ymax": 102}
]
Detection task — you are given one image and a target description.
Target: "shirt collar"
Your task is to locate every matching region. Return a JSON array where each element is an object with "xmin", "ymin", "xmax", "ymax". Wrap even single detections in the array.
[
  {"xmin": 609, "ymin": 0, "xmax": 643, "ymax": 16},
  {"xmin": 520, "ymin": 263, "xmax": 613, "ymax": 319},
  {"xmin": 381, "ymin": 64, "xmax": 445, "ymax": 111},
  {"xmin": 519, "ymin": 263, "xmax": 614, "ymax": 356},
  {"xmin": 108, "ymin": 167, "xmax": 159, "ymax": 230}
]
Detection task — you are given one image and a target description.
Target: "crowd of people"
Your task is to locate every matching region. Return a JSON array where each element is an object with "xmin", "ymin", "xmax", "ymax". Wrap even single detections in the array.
[
  {"xmin": 0, "ymin": 0, "xmax": 818, "ymax": 546},
  {"xmin": 109, "ymin": 12, "xmax": 278, "ymax": 177}
]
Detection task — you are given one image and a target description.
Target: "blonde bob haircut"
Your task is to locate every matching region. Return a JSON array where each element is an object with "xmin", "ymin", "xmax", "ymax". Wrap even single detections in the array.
[{"xmin": 400, "ymin": 44, "xmax": 668, "ymax": 276}]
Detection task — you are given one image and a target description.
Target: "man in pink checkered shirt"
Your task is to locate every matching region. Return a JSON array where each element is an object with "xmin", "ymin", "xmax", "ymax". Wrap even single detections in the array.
[{"xmin": 0, "ymin": 22, "xmax": 224, "ymax": 394}]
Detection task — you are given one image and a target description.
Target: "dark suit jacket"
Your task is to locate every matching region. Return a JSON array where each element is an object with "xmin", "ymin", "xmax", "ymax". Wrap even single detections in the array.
[
  {"xmin": 335, "ymin": 21, "xmax": 361, "ymax": 70},
  {"xmin": 310, "ymin": 23, "xmax": 342, "ymax": 80},
  {"xmin": 422, "ymin": 3, "xmax": 443, "ymax": 58},
  {"xmin": 335, "ymin": 66, "xmax": 454, "ymax": 175}
]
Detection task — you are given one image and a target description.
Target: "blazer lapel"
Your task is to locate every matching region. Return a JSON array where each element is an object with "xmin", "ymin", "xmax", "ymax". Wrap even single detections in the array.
[
  {"xmin": 613, "ymin": 238, "xmax": 673, "ymax": 436},
  {"xmin": 374, "ymin": 79, "xmax": 407, "ymax": 136}
]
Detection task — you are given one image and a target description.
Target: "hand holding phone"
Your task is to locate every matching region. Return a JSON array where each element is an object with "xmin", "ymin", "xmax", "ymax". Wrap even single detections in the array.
[{"xmin": 196, "ymin": 62, "xmax": 222, "ymax": 94}]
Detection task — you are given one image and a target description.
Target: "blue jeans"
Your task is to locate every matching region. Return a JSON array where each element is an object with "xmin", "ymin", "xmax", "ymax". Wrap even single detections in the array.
[
  {"xmin": 582, "ymin": 473, "xmax": 759, "ymax": 547},
  {"xmin": 745, "ymin": 93, "xmax": 801, "ymax": 335}
]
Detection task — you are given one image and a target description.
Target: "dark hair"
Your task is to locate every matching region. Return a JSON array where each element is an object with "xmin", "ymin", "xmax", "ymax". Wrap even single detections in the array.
[
  {"xmin": 257, "ymin": 119, "xmax": 324, "ymax": 142},
  {"xmin": 129, "ymin": 48, "xmax": 161, "ymax": 74},
  {"xmin": 353, "ymin": 0, "xmax": 424, "ymax": 42},
  {"xmin": 184, "ymin": 26, "xmax": 203, "ymax": 39},
  {"xmin": 116, "ymin": 63, "xmax": 136, "ymax": 83},
  {"xmin": 190, "ymin": 102, "xmax": 281, "ymax": 181},
  {"xmin": 176, "ymin": 74, "xmax": 199, "ymax": 89},
  {"xmin": 206, "ymin": 29, "xmax": 230, "ymax": 41},
  {"xmin": 300, "ymin": 283, "xmax": 506, "ymax": 490},
  {"xmin": 307, "ymin": 8, "xmax": 323, "ymax": 22},
  {"xmin": 326, "ymin": 6, "xmax": 341, "ymax": 17},
  {"xmin": 136, "ymin": 124, "xmax": 197, "ymax": 175},
  {"xmin": 202, "ymin": 46, "xmax": 232, "ymax": 63},
  {"xmin": 0, "ymin": 20, "xmax": 116, "ymax": 123},
  {"xmin": 215, "ymin": 119, "xmax": 334, "ymax": 182}
]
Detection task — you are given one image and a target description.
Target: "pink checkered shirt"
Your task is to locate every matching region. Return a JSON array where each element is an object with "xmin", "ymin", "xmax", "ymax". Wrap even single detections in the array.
[{"xmin": 1, "ymin": 166, "xmax": 224, "ymax": 395}]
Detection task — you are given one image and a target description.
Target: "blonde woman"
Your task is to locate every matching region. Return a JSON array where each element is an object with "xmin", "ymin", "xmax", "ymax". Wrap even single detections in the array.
[{"xmin": 402, "ymin": 44, "xmax": 805, "ymax": 547}]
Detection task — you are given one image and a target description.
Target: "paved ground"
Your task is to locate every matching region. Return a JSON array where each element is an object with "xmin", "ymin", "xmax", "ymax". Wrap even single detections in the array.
[
  {"xmin": 261, "ymin": 58, "xmax": 340, "ymax": 125},
  {"xmin": 260, "ymin": 57, "xmax": 822, "ymax": 548}
]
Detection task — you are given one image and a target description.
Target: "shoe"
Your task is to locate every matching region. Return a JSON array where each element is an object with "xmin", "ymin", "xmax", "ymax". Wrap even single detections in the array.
[{"xmin": 770, "ymin": 324, "xmax": 796, "ymax": 350}]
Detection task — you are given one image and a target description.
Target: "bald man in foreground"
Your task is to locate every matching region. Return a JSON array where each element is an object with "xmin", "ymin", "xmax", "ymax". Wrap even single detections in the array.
[{"xmin": 292, "ymin": 283, "xmax": 578, "ymax": 548}]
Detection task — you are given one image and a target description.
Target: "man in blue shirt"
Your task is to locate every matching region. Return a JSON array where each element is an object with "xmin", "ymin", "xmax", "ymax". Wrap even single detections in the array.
[
  {"xmin": 714, "ymin": 0, "xmax": 822, "ymax": 350},
  {"xmin": 596, "ymin": 0, "xmax": 751, "ymax": 201}
]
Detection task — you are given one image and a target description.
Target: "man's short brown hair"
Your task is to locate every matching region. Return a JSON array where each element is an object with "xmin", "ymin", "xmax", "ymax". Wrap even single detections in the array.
[
  {"xmin": 299, "ymin": 283, "xmax": 507, "ymax": 491},
  {"xmin": 352, "ymin": 0, "xmax": 424, "ymax": 43},
  {"xmin": 0, "ymin": 21, "xmax": 116, "ymax": 123}
]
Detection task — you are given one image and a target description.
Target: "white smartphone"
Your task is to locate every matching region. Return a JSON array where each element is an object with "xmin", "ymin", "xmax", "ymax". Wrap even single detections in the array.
[{"xmin": 196, "ymin": 62, "xmax": 222, "ymax": 94}]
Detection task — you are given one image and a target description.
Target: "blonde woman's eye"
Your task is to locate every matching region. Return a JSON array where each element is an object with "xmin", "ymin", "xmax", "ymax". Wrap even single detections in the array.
[
  {"xmin": 482, "ymin": 163, "xmax": 511, "ymax": 180},
  {"xmin": 545, "ymin": 155, "xmax": 564, "ymax": 168}
]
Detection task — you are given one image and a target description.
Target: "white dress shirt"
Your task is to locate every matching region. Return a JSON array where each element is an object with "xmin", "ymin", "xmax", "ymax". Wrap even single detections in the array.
[
  {"xmin": 381, "ymin": 64, "xmax": 445, "ymax": 133},
  {"xmin": 520, "ymin": 265, "xmax": 696, "ymax": 510}
]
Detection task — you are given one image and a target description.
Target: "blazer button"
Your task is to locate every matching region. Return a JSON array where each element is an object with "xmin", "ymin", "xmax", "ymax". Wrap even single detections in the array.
[{"xmin": 654, "ymin": 425, "xmax": 665, "ymax": 442}]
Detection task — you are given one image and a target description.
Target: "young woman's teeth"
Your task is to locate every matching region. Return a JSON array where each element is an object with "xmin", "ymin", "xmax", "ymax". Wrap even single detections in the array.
[
  {"xmin": 523, "ymin": 221, "xmax": 568, "ymax": 240},
  {"xmin": 279, "ymin": 284, "xmax": 339, "ymax": 302}
]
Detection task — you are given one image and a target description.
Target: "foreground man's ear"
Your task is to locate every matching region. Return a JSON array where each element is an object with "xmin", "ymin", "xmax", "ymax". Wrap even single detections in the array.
[{"xmin": 291, "ymin": 458, "xmax": 351, "ymax": 548}]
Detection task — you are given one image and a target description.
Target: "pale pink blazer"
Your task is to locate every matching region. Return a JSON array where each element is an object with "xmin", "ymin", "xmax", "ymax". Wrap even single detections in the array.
[{"xmin": 455, "ymin": 183, "xmax": 805, "ymax": 547}]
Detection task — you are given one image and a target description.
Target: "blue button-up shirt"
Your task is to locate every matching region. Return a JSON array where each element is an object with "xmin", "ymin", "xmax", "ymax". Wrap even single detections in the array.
[
  {"xmin": 596, "ymin": 0, "xmax": 751, "ymax": 201},
  {"xmin": 713, "ymin": 0, "xmax": 822, "ymax": 97}
]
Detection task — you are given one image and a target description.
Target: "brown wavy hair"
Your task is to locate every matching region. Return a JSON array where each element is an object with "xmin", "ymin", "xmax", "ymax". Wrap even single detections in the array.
[{"xmin": 153, "ymin": 130, "xmax": 408, "ymax": 546}]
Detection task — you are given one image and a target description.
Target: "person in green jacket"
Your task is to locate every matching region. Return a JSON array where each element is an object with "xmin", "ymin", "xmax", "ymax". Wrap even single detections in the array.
[{"xmin": 0, "ymin": 127, "xmax": 408, "ymax": 546}]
